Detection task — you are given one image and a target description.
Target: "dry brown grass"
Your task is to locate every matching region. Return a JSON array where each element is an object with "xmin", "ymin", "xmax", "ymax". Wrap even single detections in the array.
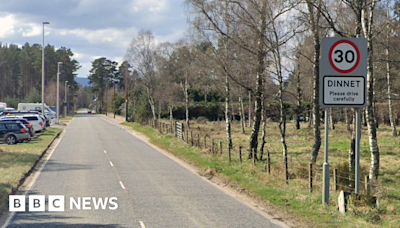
[{"xmin": 153, "ymin": 118, "xmax": 400, "ymax": 227}]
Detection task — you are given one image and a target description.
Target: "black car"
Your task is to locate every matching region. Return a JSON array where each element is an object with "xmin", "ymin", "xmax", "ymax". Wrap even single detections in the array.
[
  {"xmin": 0, "ymin": 121, "xmax": 30, "ymax": 145},
  {"xmin": 0, "ymin": 117, "xmax": 35, "ymax": 137}
]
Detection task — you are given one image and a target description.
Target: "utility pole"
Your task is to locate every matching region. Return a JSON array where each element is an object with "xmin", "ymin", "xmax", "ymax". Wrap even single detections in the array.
[
  {"xmin": 113, "ymin": 77, "xmax": 116, "ymax": 118},
  {"xmin": 124, "ymin": 62, "xmax": 129, "ymax": 122}
]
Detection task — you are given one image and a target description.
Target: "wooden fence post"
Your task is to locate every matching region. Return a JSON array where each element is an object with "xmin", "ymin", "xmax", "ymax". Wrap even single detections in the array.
[
  {"xmin": 309, "ymin": 163, "xmax": 313, "ymax": 193},
  {"xmin": 220, "ymin": 141, "xmax": 222, "ymax": 155},
  {"xmin": 212, "ymin": 139, "xmax": 215, "ymax": 154},
  {"xmin": 239, "ymin": 146, "xmax": 242, "ymax": 164},
  {"xmin": 228, "ymin": 146, "xmax": 231, "ymax": 162},
  {"xmin": 266, "ymin": 150, "xmax": 271, "ymax": 174},
  {"xmin": 252, "ymin": 148, "xmax": 255, "ymax": 166},
  {"xmin": 204, "ymin": 136, "xmax": 206, "ymax": 148},
  {"xmin": 197, "ymin": 135, "xmax": 200, "ymax": 148},
  {"xmin": 334, "ymin": 168, "xmax": 338, "ymax": 191}
]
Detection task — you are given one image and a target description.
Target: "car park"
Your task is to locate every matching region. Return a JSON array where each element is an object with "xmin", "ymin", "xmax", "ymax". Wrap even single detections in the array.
[
  {"xmin": 0, "ymin": 121, "xmax": 30, "ymax": 145},
  {"xmin": 0, "ymin": 117, "xmax": 35, "ymax": 137}
]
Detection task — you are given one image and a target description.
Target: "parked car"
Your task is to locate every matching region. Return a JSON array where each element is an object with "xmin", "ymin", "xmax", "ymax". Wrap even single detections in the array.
[
  {"xmin": 17, "ymin": 103, "xmax": 56, "ymax": 125},
  {"xmin": 0, "ymin": 111, "xmax": 46, "ymax": 132},
  {"xmin": 21, "ymin": 115, "xmax": 45, "ymax": 133},
  {"xmin": 0, "ymin": 117, "xmax": 35, "ymax": 137},
  {"xmin": 0, "ymin": 121, "xmax": 30, "ymax": 145}
]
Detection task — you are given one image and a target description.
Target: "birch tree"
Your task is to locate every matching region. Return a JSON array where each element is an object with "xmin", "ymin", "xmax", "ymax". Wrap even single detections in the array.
[{"xmin": 125, "ymin": 29, "xmax": 158, "ymax": 121}]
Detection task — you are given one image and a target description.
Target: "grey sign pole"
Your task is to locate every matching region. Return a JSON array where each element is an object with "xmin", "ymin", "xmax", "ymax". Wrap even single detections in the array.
[
  {"xmin": 355, "ymin": 108, "xmax": 361, "ymax": 193},
  {"xmin": 323, "ymin": 109, "xmax": 330, "ymax": 205}
]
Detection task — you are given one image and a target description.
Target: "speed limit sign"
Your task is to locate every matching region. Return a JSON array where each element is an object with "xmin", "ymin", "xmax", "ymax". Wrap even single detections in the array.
[
  {"xmin": 329, "ymin": 40, "xmax": 360, "ymax": 74},
  {"xmin": 320, "ymin": 37, "xmax": 367, "ymax": 108}
]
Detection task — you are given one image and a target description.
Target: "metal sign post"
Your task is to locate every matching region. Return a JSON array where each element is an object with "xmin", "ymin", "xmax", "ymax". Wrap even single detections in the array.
[{"xmin": 320, "ymin": 37, "xmax": 367, "ymax": 205}]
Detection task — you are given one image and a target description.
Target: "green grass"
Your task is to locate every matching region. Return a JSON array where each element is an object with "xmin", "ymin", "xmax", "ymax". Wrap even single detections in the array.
[
  {"xmin": 0, "ymin": 127, "xmax": 62, "ymax": 213},
  {"xmin": 122, "ymin": 120, "xmax": 400, "ymax": 227}
]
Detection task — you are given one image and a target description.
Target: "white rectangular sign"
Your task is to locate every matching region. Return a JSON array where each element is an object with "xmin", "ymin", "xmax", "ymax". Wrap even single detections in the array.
[{"xmin": 323, "ymin": 76, "xmax": 365, "ymax": 106}]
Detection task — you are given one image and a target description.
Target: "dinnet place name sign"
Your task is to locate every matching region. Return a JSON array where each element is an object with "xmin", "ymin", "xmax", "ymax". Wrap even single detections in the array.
[{"xmin": 319, "ymin": 37, "xmax": 368, "ymax": 108}]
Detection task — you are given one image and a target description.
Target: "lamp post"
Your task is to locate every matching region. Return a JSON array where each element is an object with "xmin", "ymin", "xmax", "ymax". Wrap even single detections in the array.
[
  {"xmin": 42, "ymin": 22, "xmax": 50, "ymax": 117},
  {"xmin": 64, "ymin": 81, "xmax": 68, "ymax": 117},
  {"xmin": 57, "ymin": 62, "xmax": 63, "ymax": 123}
]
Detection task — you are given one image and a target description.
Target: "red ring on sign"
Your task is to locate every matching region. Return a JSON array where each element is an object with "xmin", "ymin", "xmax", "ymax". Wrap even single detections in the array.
[{"xmin": 329, "ymin": 40, "xmax": 360, "ymax": 74}]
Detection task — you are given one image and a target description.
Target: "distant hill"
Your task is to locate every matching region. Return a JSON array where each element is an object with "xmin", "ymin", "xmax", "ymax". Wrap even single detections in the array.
[{"xmin": 75, "ymin": 77, "xmax": 91, "ymax": 87}]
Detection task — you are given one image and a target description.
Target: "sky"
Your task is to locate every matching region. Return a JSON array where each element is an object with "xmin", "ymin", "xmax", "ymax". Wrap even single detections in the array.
[{"xmin": 0, "ymin": 0, "xmax": 188, "ymax": 78}]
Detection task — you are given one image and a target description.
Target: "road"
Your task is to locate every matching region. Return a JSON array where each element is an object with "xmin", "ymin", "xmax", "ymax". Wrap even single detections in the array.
[{"xmin": 5, "ymin": 114, "xmax": 286, "ymax": 228}]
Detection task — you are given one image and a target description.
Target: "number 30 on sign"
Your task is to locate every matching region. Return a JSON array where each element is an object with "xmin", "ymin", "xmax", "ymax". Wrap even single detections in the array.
[{"xmin": 329, "ymin": 40, "xmax": 360, "ymax": 74}]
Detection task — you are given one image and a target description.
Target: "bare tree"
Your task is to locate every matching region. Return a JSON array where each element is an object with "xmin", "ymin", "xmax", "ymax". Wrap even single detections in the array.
[
  {"xmin": 385, "ymin": 0, "xmax": 397, "ymax": 136},
  {"xmin": 306, "ymin": 0, "xmax": 322, "ymax": 163},
  {"xmin": 125, "ymin": 29, "xmax": 158, "ymax": 121}
]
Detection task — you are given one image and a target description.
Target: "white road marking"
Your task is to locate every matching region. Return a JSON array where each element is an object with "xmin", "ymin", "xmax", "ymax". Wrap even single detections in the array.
[
  {"xmin": 104, "ymin": 150, "xmax": 107, "ymax": 153},
  {"xmin": 119, "ymin": 181, "xmax": 126, "ymax": 190},
  {"xmin": 139, "ymin": 221, "xmax": 146, "ymax": 228},
  {"xmin": 110, "ymin": 161, "xmax": 114, "ymax": 167}
]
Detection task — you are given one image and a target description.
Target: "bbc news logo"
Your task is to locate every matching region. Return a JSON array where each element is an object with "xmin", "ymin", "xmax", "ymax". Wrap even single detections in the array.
[{"xmin": 9, "ymin": 195, "xmax": 118, "ymax": 212}]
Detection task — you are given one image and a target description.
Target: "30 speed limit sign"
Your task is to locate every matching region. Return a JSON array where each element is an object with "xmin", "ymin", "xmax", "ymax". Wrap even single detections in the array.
[
  {"xmin": 320, "ymin": 37, "xmax": 367, "ymax": 108},
  {"xmin": 329, "ymin": 40, "xmax": 360, "ymax": 74}
]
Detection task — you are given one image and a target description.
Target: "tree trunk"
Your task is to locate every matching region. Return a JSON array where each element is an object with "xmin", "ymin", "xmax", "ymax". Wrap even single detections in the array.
[
  {"xmin": 386, "ymin": 4, "xmax": 396, "ymax": 136},
  {"xmin": 260, "ymin": 94, "xmax": 266, "ymax": 161},
  {"xmin": 307, "ymin": 0, "xmax": 321, "ymax": 163},
  {"xmin": 239, "ymin": 92, "xmax": 245, "ymax": 134},
  {"xmin": 185, "ymin": 74, "xmax": 190, "ymax": 129},
  {"xmin": 225, "ymin": 73, "xmax": 232, "ymax": 148},
  {"xmin": 248, "ymin": 0, "xmax": 267, "ymax": 159},
  {"xmin": 169, "ymin": 105, "xmax": 173, "ymax": 122},
  {"xmin": 158, "ymin": 102, "xmax": 161, "ymax": 121},
  {"xmin": 248, "ymin": 91, "xmax": 251, "ymax": 128},
  {"xmin": 345, "ymin": 108, "xmax": 351, "ymax": 132},
  {"xmin": 330, "ymin": 108, "xmax": 335, "ymax": 130},
  {"xmin": 295, "ymin": 60, "xmax": 302, "ymax": 130},
  {"xmin": 147, "ymin": 88, "xmax": 156, "ymax": 121},
  {"xmin": 362, "ymin": 1, "xmax": 379, "ymax": 180},
  {"xmin": 224, "ymin": 0, "xmax": 232, "ymax": 149}
]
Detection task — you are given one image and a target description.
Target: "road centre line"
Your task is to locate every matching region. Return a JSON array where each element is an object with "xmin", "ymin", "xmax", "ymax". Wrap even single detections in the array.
[
  {"xmin": 119, "ymin": 181, "xmax": 126, "ymax": 190},
  {"xmin": 139, "ymin": 221, "xmax": 146, "ymax": 228},
  {"xmin": 110, "ymin": 161, "xmax": 114, "ymax": 167}
]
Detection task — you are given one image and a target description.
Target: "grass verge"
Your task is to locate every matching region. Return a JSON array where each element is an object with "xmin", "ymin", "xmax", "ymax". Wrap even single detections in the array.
[
  {"xmin": 122, "ymin": 121, "xmax": 395, "ymax": 228},
  {"xmin": 0, "ymin": 127, "xmax": 62, "ymax": 213}
]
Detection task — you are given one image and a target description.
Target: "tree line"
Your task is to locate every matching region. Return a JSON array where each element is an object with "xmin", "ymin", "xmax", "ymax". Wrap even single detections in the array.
[
  {"xmin": 88, "ymin": 0, "xmax": 400, "ymax": 183},
  {"xmin": 0, "ymin": 42, "xmax": 80, "ymax": 108}
]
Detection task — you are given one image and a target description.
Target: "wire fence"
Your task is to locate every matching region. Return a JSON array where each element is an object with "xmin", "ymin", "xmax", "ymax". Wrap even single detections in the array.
[{"xmin": 143, "ymin": 119, "xmax": 395, "ymax": 198}]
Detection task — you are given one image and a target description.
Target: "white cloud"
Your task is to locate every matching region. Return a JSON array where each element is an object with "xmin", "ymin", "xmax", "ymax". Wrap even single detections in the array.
[
  {"xmin": 0, "ymin": 14, "xmax": 16, "ymax": 37},
  {"xmin": 22, "ymin": 24, "xmax": 42, "ymax": 37},
  {"xmin": 0, "ymin": 0, "xmax": 187, "ymax": 78},
  {"xmin": 67, "ymin": 28, "xmax": 137, "ymax": 47}
]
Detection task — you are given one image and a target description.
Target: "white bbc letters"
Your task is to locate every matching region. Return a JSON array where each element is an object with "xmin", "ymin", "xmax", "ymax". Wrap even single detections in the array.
[
  {"xmin": 9, "ymin": 195, "xmax": 25, "ymax": 212},
  {"xmin": 48, "ymin": 195, "xmax": 65, "ymax": 211},
  {"xmin": 29, "ymin": 195, "xmax": 45, "ymax": 211}
]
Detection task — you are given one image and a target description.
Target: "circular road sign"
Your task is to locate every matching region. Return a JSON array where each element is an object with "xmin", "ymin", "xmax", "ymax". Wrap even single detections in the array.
[{"xmin": 329, "ymin": 40, "xmax": 360, "ymax": 74}]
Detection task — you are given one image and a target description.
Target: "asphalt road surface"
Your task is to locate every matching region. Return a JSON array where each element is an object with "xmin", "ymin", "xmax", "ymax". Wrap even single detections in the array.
[{"xmin": 5, "ymin": 114, "xmax": 286, "ymax": 228}]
